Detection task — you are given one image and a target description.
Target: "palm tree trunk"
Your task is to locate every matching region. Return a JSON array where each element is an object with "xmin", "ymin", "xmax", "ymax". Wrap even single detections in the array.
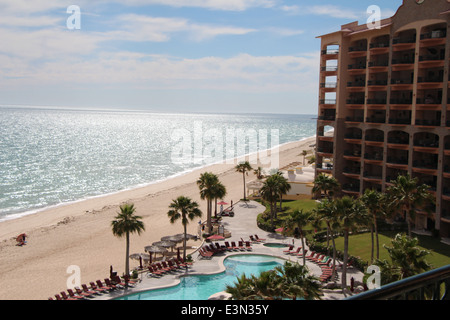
[
  {"xmin": 125, "ymin": 232, "xmax": 130, "ymax": 286},
  {"xmin": 370, "ymin": 225, "xmax": 374, "ymax": 264},
  {"xmin": 242, "ymin": 172, "xmax": 246, "ymax": 200},
  {"xmin": 300, "ymin": 230, "xmax": 306, "ymax": 266},
  {"xmin": 373, "ymin": 215, "xmax": 380, "ymax": 259},
  {"xmin": 328, "ymin": 222, "xmax": 337, "ymax": 280},
  {"xmin": 342, "ymin": 229, "xmax": 349, "ymax": 293},
  {"xmin": 183, "ymin": 224, "xmax": 187, "ymax": 261}
]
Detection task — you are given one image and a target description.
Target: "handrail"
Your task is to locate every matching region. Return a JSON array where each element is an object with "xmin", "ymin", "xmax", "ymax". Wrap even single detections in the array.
[{"xmin": 346, "ymin": 265, "xmax": 450, "ymax": 300}]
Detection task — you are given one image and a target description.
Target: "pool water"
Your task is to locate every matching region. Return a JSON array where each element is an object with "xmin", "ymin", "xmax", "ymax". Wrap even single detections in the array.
[{"xmin": 117, "ymin": 255, "xmax": 285, "ymax": 300}]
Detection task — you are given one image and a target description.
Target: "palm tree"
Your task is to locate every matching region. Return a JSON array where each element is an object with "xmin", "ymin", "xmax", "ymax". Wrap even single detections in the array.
[
  {"xmin": 225, "ymin": 261, "xmax": 321, "ymax": 300},
  {"xmin": 274, "ymin": 172, "xmax": 291, "ymax": 212},
  {"xmin": 374, "ymin": 233, "xmax": 431, "ymax": 286},
  {"xmin": 312, "ymin": 199, "xmax": 339, "ymax": 280},
  {"xmin": 387, "ymin": 173, "xmax": 435, "ymax": 237},
  {"xmin": 111, "ymin": 203, "xmax": 145, "ymax": 284},
  {"xmin": 167, "ymin": 196, "xmax": 202, "ymax": 261},
  {"xmin": 301, "ymin": 150, "xmax": 308, "ymax": 165},
  {"xmin": 361, "ymin": 189, "xmax": 384, "ymax": 262},
  {"xmin": 197, "ymin": 172, "xmax": 219, "ymax": 233},
  {"xmin": 212, "ymin": 182, "xmax": 227, "ymax": 218},
  {"xmin": 274, "ymin": 261, "xmax": 322, "ymax": 300},
  {"xmin": 235, "ymin": 161, "xmax": 253, "ymax": 201},
  {"xmin": 260, "ymin": 174, "xmax": 280, "ymax": 229},
  {"xmin": 333, "ymin": 196, "xmax": 368, "ymax": 293},
  {"xmin": 253, "ymin": 166, "xmax": 263, "ymax": 180},
  {"xmin": 284, "ymin": 210, "xmax": 313, "ymax": 265},
  {"xmin": 312, "ymin": 173, "xmax": 340, "ymax": 200}
]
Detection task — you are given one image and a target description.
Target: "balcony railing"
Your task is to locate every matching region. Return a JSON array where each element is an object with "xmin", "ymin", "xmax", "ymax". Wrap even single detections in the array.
[{"xmin": 346, "ymin": 265, "xmax": 450, "ymax": 300}]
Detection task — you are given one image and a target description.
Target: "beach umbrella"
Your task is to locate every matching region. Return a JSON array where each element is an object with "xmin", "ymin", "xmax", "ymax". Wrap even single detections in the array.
[
  {"xmin": 207, "ymin": 234, "xmax": 225, "ymax": 241},
  {"xmin": 161, "ymin": 235, "xmax": 184, "ymax": 243},
  {"xmin": 130, "ymin": 253, "xmax": 150, "ymax": 269},
  {"xmin": 152, "ymin": 241, "xmax": 176, "ymax": 248},
  {"xmin": 175, "ymin": 233, "xmax": 198, "ymax": 240},
  {"xmin": 217, "ymin": 201, "xmax": 228, "ymax": 205},
  {"xmin": 145, "ymin": 245, "xmax": 168, "ymax": 260}
]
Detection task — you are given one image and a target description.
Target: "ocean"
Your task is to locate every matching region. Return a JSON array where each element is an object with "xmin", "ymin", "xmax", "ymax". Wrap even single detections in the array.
[{"xmin": 0, "ymin": 106, "xmax": 317, "ymax": 222}]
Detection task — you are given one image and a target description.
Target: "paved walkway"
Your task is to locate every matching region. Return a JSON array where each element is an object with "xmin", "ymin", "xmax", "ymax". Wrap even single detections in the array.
[{"xmin": 94, "ymin": 200, "xmax": 364, "ymax": 300}]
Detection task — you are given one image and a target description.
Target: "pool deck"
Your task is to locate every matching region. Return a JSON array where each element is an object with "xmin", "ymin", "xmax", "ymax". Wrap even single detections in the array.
[{"xmin": 94, "ymin": 200, "xmax": 364, "ymax": 300}]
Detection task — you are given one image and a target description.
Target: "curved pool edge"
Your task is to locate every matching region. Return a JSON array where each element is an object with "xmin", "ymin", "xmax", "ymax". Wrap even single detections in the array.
[{"xmin": 111, "ymin": 252, "xmax": 290, "ymax": 300}]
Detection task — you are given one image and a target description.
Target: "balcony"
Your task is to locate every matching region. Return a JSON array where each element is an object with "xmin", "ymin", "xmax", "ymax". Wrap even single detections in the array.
[
  {"xmin": 321, "ymin": 66, "xmax": 338, "ymax": 75},
  {"xmin": 368, "ymin": 80, "xmax": 388, "ymax": 91},
  {"xmin": 346, "ymin": 265, "xmax": 450, "ymax": 300},
  {"xmin": 392, "ymin": 36, "xmax": 416, "ymax": 52}
]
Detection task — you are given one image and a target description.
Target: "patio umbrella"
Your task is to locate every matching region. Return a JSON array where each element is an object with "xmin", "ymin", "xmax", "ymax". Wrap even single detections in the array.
[
  {"xmin": 217, "ymin": 201, "xmax": 228, "ymax": 205},
  {"xmin": 207, "ymin": 234, "xmax": 225, "ymax": 241},
  {"xmin": 161, "ymin": 235, "xmax": 184, "ymax": 243},
  {"xmin": 129, "ymin": 253, "xmax": 150, "ymax": 269},
  {"xmin": 145, "ymin": 245, "xmax": 168, "ymax": 260},
  {"xmin": 175, "ymin": 233, "xmax": 198, "ymax": 240}
]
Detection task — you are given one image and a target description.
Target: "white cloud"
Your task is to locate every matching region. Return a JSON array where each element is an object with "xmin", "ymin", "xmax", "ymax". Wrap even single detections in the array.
[
  {"xmin": 111, "ymin": 14, "xmax": 256, "ymax": 42},
  {"xmin": 0, "ymin": 51, "xmax": 319, "ymax": 95},
  {"xmin": 108, "ymin": 0, "xmax": 277, "ymax": 11}
]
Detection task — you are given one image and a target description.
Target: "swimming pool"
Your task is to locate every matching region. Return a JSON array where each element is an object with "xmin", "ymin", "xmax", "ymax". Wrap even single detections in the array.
[
  {"xmin": 263, "ymin": 243, "xmax": 289, "ymax": 248},
  {"xmin": 117, "ymin": 255, "xmax": 285, "ymax": 300}
]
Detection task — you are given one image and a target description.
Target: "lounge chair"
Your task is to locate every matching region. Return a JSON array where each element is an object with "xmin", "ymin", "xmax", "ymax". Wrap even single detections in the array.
[
  {"xmin": 283, "ymin": 245, "xmax": 294, "ymax": 254},
  {"xmin": 168, "ymin": 260, "xmax": 180, "ymax": 270},
  {"xmin": 162, "ymin": 261, "xmax": 176, "ymax": 271},
  {"xmin": 238, "ymin": 241, "xmax": 246, "ymax": 251},
  {"xmin": 90, "ymin": 282, "xmax": 108, "ymax": 293},
  {"xmin": 178, "ymin": 257, "xmax": 192, "ymax": 266},
  {"xmin": 255, "ymin": 235, "xmax": 266, "ymax": 242},
  {"xmin": 199, "ymin": 248, "xmax": 213, "ymax": 259},
  {"xmin": 245, "ymin": 241, "xmax": 253, "ymax": 251},
  {"xmin": 104, "ymin": 278, "xmax": 121, "ymax": 289},
  {"xmin": 75, "ymin": 287, "xmax": 94, "ymax": 298},
  {"xmin": 54, "ymin": 294, "xmax": 63, "ymax": 300},
  {"xmin": 249, "ymin": 235, "xmax": 260, "ymax": 243},
  {"xmin": 311, "ymin": 254, "xmax": 325, "ymax": 263},
  {"xmin": 288, "ymin": 247, "xmax": 302, "ymax": 255},
  {"xmin": 60, "ymin": 291, "xmax": 78, "ymax": 300},
  {"xmin": 214, "ymin": 242, "xmax": 225, "ymax": 252},
  {"xmin": 147, "ymin": 265, "xmax": 164, "ymax": 277},
  {"xmin": 296, "ymin": 249, "xmax": 308, "ymax": 257},
  {"xmin": 231, "ymin": 241, "xmax": 240, "ymax": 250},
  {"xmin": 96, "ymin": 280, "xmax": 114, "ymax": 291},
  {"xmin": 305, "ymin": 252, "xmax": 317, "ymax": 260},
  {"xmin": 67, "ymin": 288, "xmax": 85, "ymax": 299},
  {"xmin": 156, "ymin": 262, "xmax": 171, "ymax": 272},
  {"xmin": 81, "ymin": 284, "xmax": 98, "ymax": 295},
  {"xmin": 318, "ymin": 256, "xmax": 331, "ymax": 265},
  {"xmin": 174, "ymin": 258, "xmax": 188, "ymax": 268},
  {"xmin": 224, "ymin": 241, "xmax": 233, "ymax": 251}
]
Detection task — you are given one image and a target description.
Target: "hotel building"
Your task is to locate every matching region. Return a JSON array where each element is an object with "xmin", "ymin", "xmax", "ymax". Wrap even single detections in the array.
[{"xmin": 315, "ymin": 0, "xmax": 450, "ymax": 238}]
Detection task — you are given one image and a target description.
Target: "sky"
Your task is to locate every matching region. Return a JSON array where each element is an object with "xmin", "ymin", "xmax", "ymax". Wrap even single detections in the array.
[{"xmin": 0, "ymin": 0, "xmax": 404, "ymax": 115}]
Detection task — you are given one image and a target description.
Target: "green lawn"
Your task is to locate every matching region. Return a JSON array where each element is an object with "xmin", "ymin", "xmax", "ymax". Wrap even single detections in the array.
[{"xmin": 328, "ymin": 231, "xmax": 450, "ymax": 269}]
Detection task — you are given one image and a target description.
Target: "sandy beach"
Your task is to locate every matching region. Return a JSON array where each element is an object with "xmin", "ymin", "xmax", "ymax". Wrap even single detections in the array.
[{"xmin": 0, "ymin": 136, "xmax": 317, "ymax": 300}]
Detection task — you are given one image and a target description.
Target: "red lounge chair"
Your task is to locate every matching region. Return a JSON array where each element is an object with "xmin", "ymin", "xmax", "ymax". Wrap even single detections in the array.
[
  {"xmin": 245, "ymin": 241, "xmax": 253, "ymax": 251},
  {"xmin": 249, "ymin": 235, "xmax": 260, "ymax": 243},
  {"xmin": 168, "ymin": 260, "xmax": 180, "ymax": 270},
  {"xmin": 311, "ymin": 254, "xmax": 325, "ymax": 263},
  {"xmin": 255, "ymin": 235, "xmax": 266, "ymax": 242},
  {"xmin": 104, "ymin": 278, "xmax": 120, "ymax": 289},
  {"xmin": 297, "ymin": 249, "xmax": 308, "ymax": 257},
  {"xmin": 67, "ymin": 289, "xmax": 84, "ymax": 299},
  {"xmin": 60, "ymin": 291, "xmax": 77, "ymax": 300},
  {"xmin": 199, "ymin": 248, "xmax": 213, "ymax": 259},
  {"xmin": 147, "ymin": 265, "xmax": 164, "ymax": 277},
  {"xmin": 231, "ymin": 242, "xmax": 240, "ymax": 250},
  {"xmin": 162, "ymin": 261, "xmax": 176, "ymax": 271},
  {"xmin": 75, "ymin": 287, "xmax": 94, "ymax": 298},
  {"xmin": 174, "ymin": 258, "xmax": 188, "ymax": 268},
  {"xmin": 96, "ymin": 280, "xmax": 113, "ymax": 291},
  {"xmin": 288, "ymin": 247, "xmax": 302, "ymax": 255},
  {"xmin": 305, "ymin": 251, "xmax": 317, "ymax": 260},
  {"xmin": 81, "ymin": 284, "xmax": 98, "ymax": 295},
  {"xmin": 224, "ymin": 242, "xmax": 234, "ymax": 251},
  {"xmin": 90, "ymin": 282, "xmax": 107, "ymax": 293},
  {"xmin": 179, "ymin": 257, "xmax": 193, "ymax": 266},
  {"xmin": 54, "ymin": 294, "xmax": 63, "ymax": 300},
  {"xmin": 238, "ymin": 241, "xmax": 246, "ymax": 251},
  {"xmin": 283, "ymin": 245, "xmax": 294, "ymax": 253}
]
